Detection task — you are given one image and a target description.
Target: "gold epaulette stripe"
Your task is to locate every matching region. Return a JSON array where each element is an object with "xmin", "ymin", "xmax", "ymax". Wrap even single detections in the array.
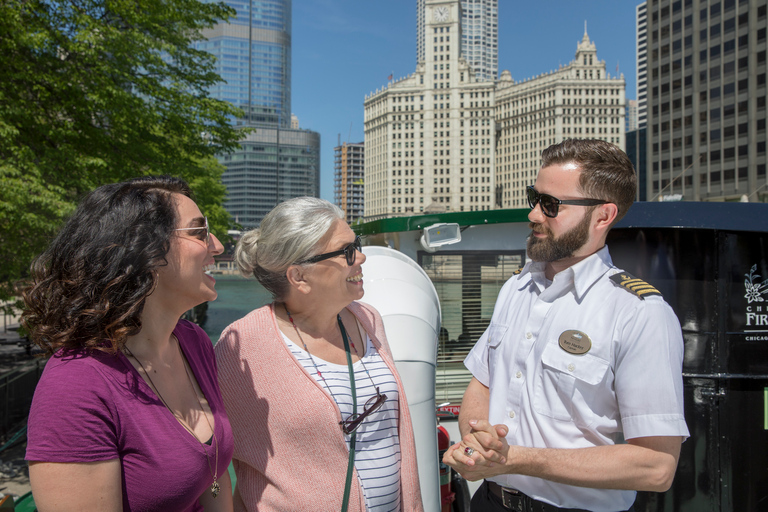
[
  {"xmin": 626, "ymin": 283, "xmax": 660, "ymax": 293},
  {"xmin": 609, "ymin": 272, "xmax": 662, "ymax": 300},
  {"xmin": 633, "ymin": 285, "xmax": 660, "ymax": 293}
]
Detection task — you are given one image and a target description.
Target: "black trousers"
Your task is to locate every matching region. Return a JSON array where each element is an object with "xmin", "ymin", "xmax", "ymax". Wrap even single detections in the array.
[{"xmin": 470, "ymin": 480, "xmax": 636, "ymax": 512}]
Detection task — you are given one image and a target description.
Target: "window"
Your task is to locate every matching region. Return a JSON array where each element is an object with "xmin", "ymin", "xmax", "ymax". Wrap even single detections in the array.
[
  {"xmin": 739, "ymin": 78, "xmax": 748, "ymax": 92},
  {"xmin": 739, "ymin": 34, "xmax": 749, "ymax": 49},
  {"xmin": 421, "ymin": 251, "xmax": 525, "ymax": 405}
]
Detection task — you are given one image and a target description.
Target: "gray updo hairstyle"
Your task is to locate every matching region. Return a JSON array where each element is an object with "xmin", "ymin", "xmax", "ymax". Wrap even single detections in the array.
[{"xmin": 234, "ymin": 197, "xmax": 345, "ymax": 301}]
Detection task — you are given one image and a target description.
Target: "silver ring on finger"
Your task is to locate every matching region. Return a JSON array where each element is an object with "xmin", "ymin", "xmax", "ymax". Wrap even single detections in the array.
[{"xmin": 464, "ymin": 447, "xmax": 475, "ymax": 456}]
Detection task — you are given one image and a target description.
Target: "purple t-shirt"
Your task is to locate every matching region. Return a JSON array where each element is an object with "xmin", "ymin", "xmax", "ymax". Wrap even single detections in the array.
[{"xmin": 26, "ymin": 320, "xmax": 234, "ymax": 512}]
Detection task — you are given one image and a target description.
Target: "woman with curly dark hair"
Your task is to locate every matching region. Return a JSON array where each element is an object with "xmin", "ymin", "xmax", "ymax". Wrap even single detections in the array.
[{"xmin": 23, "ymin": 176, "xmax": 234, "ymax": 512}]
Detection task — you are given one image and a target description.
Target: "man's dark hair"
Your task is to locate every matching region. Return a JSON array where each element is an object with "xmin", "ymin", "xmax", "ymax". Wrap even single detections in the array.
[{"xmin": 541, "ymin": 139, "xmax": 636, "ymax": 224}]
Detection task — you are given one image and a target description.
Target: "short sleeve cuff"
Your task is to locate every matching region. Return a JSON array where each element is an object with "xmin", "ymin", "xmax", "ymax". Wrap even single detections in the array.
[
  {"xmin": 622, "ymin": 413, "xmax": 690, "ymax": 441},
  {"xmin": 464, "ymin": 349, "xmax": 490, "ymax": 387},
  {"xmin": 26, "ymin": 447, "xmax": 118, "ymax": 463}
]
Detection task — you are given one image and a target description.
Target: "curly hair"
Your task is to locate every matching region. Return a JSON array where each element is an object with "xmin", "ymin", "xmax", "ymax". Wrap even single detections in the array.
[
  {"xmin": 21, "ymin": 176, "xmax": 193, "ymax": 355},
  {"xmin": 541, "ymin": 138, "xmax": 636, "ymax": 225}
]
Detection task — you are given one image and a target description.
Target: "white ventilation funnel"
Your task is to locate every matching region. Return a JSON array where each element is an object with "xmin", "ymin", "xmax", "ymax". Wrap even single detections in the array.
[{"xmin": 361, "ymin": 245, "xmax": 441, "ymax": 512}]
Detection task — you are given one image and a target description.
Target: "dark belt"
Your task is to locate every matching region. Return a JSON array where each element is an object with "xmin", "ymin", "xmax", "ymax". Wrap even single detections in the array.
[{"xmin": 486, "ymin": 481, "xmax": 592, "ymax": 512}]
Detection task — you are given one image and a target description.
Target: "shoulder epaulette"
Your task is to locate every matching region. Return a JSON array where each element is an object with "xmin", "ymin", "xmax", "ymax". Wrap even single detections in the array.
[
  {"xmin": 609, "ymin": 272, "xmax": 662, "ymax": 300},
  {"xmin": 513, "ymin": 267, "xmax": 523, "ymax": 275}
]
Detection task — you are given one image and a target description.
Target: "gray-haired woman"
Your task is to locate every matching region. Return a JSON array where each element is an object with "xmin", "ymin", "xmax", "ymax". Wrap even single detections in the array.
[{"xmin": 214, "ymin": 197, "xmax": 424, "ymax": 512}]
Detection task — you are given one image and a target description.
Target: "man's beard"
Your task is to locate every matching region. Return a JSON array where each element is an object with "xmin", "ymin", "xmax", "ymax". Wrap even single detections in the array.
[{"xmin": 526, "ymin": 212, "xmax": 591, "ymax": 263}]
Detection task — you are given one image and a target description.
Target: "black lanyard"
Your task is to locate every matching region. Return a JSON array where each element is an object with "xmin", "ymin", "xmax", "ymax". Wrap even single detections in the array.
[{"xmin": 338, "ymin": 314, "xmax": 356, "ymax": 512}]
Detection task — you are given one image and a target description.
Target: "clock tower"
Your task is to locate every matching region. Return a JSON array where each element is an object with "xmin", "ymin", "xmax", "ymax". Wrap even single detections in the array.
[
  {"xmin": 364, "ymin": 0, "xmax": 497, "ymax": 217},
  {"xmin": 432, "ymin": 5, "xmax": 450, "ymax": 23},
  {"xmin": 425, "ymin": 0, "xmax": 457, "ymax": 27},
  {"xmin": 423, "ymin": 0, "xmax": 462, "ymax": 89}
]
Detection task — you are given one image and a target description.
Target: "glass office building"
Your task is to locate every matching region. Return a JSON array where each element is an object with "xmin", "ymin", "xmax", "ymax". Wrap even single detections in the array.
[{"xmin": 198, "ymin": 0, "xmax": 320, "ymax": 228}]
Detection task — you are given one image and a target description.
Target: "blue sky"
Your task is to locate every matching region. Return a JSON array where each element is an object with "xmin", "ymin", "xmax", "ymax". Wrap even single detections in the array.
[{"xmin": 290, "ymin": 0, "xmax": 641, "ymax": 201}]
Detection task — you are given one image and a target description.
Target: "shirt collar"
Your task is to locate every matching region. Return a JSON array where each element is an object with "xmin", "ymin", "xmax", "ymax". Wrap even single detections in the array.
[{"xmin": 520, "ymin": 246, "xmax": 614, "ymax": 299}]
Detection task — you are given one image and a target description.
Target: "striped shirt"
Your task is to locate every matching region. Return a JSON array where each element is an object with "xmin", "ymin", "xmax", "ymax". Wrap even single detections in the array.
[{"xmin": 282, "ymin": 330, "xmax": 401, "ymax": 512}]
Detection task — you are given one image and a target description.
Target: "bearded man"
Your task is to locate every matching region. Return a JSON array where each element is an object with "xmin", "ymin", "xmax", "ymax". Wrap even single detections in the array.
[{"xmin": 443, "ymin": 139, "xmax": 689, "ymax": 512}]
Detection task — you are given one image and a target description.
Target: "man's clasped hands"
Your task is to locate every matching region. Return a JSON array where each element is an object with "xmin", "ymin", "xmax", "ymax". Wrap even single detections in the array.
[{"xmin": 443, "ymin": 420, "xmax": 519, "ymax": 481}]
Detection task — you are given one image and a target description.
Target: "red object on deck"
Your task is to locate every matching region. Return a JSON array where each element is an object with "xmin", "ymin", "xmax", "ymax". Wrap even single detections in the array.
[{"xmin": 437, "ymin": 425, "xmax": 455, "ymax": 511}]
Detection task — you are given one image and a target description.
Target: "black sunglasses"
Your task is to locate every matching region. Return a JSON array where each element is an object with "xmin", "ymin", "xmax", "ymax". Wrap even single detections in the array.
[
  {"xmin": 526, "ymin": 186, "xmax": 609, "ymax": 218},
  {"xmin": 299, "ymin": 236, "xmax": 362, "ymax": 266},
  {"xmin": 340, "ymin": 388, "xmax": 388, "ymax": 435}
]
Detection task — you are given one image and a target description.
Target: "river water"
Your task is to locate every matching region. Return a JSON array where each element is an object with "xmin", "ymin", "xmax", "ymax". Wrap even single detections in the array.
[
  {"xmin": 201, "ymin": 274, "xmax": 503, "ymax": 346},
  {"xmin": 201, "ymin": 275, "xmax": 273, "ymax": 343},
  {"xmin": 201, "ymin": 272, "xmax": 505, "ymax": 408}
]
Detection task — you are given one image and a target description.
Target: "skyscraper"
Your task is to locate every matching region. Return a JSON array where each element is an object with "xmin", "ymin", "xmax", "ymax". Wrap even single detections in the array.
[
  {"xmin": 334, "ymin": 142, "xmax": 366, "ymax": 223},
  {"xmin": 366, "ymin": 0, "xmax": 496, "ymax": 219},
  {"xmin": 198, "ymin": 0, "xmax": 320, "ymax": 229},
  {"xmin": 637, "ymin": 2, "xmax": 649, "ymax": 129},
  {"xmin": 627, "ymin": 99, "xmax": 640, "ymax": 131},
  {"xmin": 643, "ymin": 0, "xmax": 768, "ymax": 202},
  {"xmin": 417, "ymin": 0, "xmax": 498, "ymax": 81}
]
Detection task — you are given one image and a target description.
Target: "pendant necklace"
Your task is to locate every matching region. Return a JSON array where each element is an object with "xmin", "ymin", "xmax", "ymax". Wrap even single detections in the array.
[
  {"xmin": 124, "ymin": 339, "xmax": 221, "ymax": 498},
  {"xmin": 284, "ymin": 305, "xmax": 378, "ymax": 410}
]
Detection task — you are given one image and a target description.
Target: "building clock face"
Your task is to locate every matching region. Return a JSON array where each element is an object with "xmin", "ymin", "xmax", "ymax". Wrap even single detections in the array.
[{"xmin": 433, "ymin": 6, "xmax": 449, "ymax": 22}]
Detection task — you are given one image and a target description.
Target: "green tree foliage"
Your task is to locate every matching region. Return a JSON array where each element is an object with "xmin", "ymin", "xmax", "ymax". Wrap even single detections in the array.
[{"xmin": 0, "ymin": 0, "xmax": 246, "ymax": 304}]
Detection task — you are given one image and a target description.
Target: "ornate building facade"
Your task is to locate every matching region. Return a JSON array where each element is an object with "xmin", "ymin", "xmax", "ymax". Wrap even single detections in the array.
[
  {"xmin": 495, "ymin": 31, "xmax": 626, "ymax": 208},
  {"xmin": 365, "ymin": 0, "xmax": 495, "ymax": 219},
  {"xmin": 365, "ymin": 0, "xmax": 626, "ymax": 218}
]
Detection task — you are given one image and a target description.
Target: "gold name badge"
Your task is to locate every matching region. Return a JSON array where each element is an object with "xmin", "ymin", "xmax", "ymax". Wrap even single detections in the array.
[{"xmin": 558, "ymin": 330, "xmax": 592, "ymax": 355}]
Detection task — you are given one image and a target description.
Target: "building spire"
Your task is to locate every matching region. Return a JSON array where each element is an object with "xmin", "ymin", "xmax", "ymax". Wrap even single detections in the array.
[{"xmin": 582, "ymin": 21, "xmax": 589, "ymax": 43}]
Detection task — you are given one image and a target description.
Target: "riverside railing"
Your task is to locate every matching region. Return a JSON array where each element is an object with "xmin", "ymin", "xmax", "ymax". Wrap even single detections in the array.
[{"xmin": 0, "ymin": 360, "xmax": 43, "ymax": 439}]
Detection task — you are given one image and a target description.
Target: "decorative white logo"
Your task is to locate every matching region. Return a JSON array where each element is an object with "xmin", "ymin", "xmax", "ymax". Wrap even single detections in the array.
[{"xmin": 745, "ymin": 264, "xmax": 768, "ymax": 303}]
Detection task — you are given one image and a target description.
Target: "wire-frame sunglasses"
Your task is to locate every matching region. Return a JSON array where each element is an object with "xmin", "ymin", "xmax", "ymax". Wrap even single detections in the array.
[
  {"xmin": 298, "ymin": 236, "xmax": 362, "ymax": 266},
  {"xmin": 526, "ymin": 186, "xmax": 609, "ymax": 218},
  {"xmin": 340, "ymin": 388, "xmax": 388, "ymax": 435},
  {"xmin": 174, "ymin": 216, "xmax": 210, "ymax": 245}
]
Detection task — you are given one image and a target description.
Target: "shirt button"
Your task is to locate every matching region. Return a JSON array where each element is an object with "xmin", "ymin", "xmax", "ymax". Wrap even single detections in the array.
[
  {"xmin": 567, "ymin": 363, "xmax": 575, "ymax": 372},
  {"xmin": 525, "ymin": 332, "xmax": 533, "ymax": 339},
  {"xmin": 508, "ymin": 411, "xmax": 516, "ymax": 419},
  {"xmin": 515, "ymin": 371, "xmax": 522, "ymax": 379}
]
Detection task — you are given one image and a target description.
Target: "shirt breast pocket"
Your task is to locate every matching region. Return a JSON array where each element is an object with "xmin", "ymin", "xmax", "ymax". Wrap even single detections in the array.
[
  {"xmin": 533, "ymin": 343, "xmax": 610, "ymax": 422},
  {"xmin": 486, "ymin": 323, "xmax": 508, "ymax": 384}
]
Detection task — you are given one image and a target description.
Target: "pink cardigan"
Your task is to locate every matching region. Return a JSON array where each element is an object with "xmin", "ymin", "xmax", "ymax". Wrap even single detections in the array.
[{"xmin": 215, "ymin": 301, "xmax": 424, "ymax": 512}]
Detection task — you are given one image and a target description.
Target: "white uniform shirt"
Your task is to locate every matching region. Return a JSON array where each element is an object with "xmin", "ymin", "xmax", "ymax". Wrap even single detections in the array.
[{"xmin": 465, "ymin": 246, "xmax": 689, "ymax": 512}]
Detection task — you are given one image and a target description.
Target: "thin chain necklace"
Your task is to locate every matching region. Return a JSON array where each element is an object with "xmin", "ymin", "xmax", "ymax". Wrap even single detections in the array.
[
  {"xmin": 124, "ymin": 338, "xmax": 221, "ymax": 498},
  {"xmin": 283, "ymin": 304, "xmax": 377, "ymax": 403}
]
